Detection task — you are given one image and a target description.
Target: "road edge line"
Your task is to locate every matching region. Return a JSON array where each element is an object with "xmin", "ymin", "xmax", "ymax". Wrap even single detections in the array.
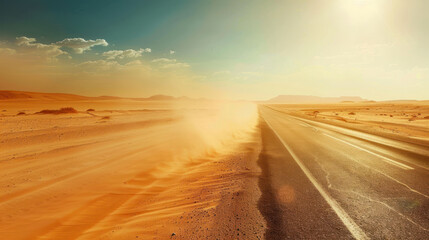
[
  {"xmin": 261, "ymin": 115, "xmax": 369, "ymax": 240},
  {"xmin": 323, "ymin": 133, "xmax": 413, "ymax": 170}
]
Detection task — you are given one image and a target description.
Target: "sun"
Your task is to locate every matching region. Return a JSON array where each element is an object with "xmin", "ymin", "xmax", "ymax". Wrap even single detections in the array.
[{"xmin": 338, "ymin": 0, "xmax": 385, "ymax": 24}]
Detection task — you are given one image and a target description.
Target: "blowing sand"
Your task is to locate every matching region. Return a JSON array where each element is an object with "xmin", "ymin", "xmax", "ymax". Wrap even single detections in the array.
[{"xmin": 0, "ymin": 96, "xmax": 265, "ymax": 239}]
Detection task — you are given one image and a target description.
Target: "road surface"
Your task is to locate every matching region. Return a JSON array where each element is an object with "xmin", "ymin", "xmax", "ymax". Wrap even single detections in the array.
[{"xmin": 258, "ymin": 105, "xmax": 429, "ymax": 239}]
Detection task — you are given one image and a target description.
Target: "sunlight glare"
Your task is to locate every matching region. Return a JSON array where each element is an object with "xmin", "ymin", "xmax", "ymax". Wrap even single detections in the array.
[{"xmin": 338, "ymin": 0, "xmax": 385, "ymax": 24}]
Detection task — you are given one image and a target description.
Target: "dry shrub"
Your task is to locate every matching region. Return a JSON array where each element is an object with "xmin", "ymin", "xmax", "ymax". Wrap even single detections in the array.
[
  {"xmin": 37, "ymin": 107, "xmax": 78, "ymax": 114},
  {"xmin": 101, "ymin": 116, "xmax": 111, "ymax": 120},
  {"xmin": 335, "ymin": 116, "xmax": 348, "ymax": 122},
  {"xmin": 17, "ymin": 111, "xmax": 26, "ymax": 115},
  {"xmin": 312, "ymin": 111, "xmax": 320, "ymax": 117},
  {"xmin": 86, "ymin": 108, "xmax": 95, "ymax": 111},
  {"xmin": 348, "ymin": 112, "xmax": 356, "ymax": 115},
  {"xmin": 424, "ymin": 116, "xmax": 429, "ymax": 119}
]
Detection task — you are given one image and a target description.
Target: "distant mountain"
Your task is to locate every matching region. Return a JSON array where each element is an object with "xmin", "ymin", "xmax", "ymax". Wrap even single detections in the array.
[
  {"xmin": 144, "ymin": 94, "xmax": 176, "ymax": 101},
  {"xmin": 0, "ymin": 90, "xmax": 93, "ymax": 100},
  {"xmin": 266, "ymin": 95, "xmax": 366, "ymax": 104},
  {"xmin": 0, "ymin": 90, "xmax": 201, "ymax": 101},
  {"xmin": 97, "ymin": 95, "xmax": 123, "ymax": 100},
  {"xmin": 133, "ymin": 95, "xmax": 196, "ymax": 101}
]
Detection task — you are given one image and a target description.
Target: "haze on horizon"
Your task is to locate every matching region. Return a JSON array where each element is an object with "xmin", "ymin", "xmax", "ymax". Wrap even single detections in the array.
[{"xmin": 0, "ymin": 0, "xmax": 428, "ymax": 101}]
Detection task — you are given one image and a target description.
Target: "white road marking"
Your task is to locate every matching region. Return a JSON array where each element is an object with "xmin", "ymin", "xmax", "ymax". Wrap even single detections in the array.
[
  {"xmin": 327, "ymin": 142, "xmax": 429, "ymax": 199},
  {"xmin": 313, "ymin": 157, "xmax": 429, "ymax": 231},
  {"xmin": 262, "ymin": 116, "xmax": 369, "ymax": 240},
  {"xmin": 285, "ymin": 112, "xmax": 429, "ymax": 171},
  {"xmin": 323, "ymin": 133, "xmax": 414, "ymax": 170},
  {"xmin": 278, "ymin": 109, "xmax": 429, "ymax": 161},
  {"xmin": 264, "ymin": 106, "xmax": 428, "ymax": 198},
  {"xmin": 297, "ymin": 121, "xmax": 319, "ymax": 132}
]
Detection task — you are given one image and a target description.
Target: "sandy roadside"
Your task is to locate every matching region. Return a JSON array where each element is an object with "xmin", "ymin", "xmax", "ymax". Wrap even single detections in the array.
[
  {"xmin": 0, "ymin": 99, "xmax": 265, "ymax": 240},
  {"xmin": 265, "ymin": 102, "xmax": 429, "ymax": 146}
]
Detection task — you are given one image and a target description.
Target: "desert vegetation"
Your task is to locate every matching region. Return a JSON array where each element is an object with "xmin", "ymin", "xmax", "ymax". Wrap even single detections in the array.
[{"xmin": 36, "ymin": 107, "xmax": 78, "ymax": 114}]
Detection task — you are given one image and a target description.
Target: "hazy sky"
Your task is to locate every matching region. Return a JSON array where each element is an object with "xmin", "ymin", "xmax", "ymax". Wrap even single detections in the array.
[{"xmin": 0, "ymin": 0, "xmax": 428, "ymax": 100}]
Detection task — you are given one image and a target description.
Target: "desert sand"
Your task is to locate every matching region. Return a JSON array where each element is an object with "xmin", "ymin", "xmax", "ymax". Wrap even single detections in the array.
[
  {"xmin": 265, "ymin": 102, "xmax": 429, "ymax": 144},
  {"xmin": 2, "ymin": 91, "xmax": 429, "ymax": 239},
  {"xmin": 0, "ymin": 91, "xmax": 265, "ymax": 240}
]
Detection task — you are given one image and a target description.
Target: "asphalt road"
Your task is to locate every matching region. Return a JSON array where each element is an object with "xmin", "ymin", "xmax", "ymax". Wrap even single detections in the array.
[{"xmin": 258, "ymin": 105, "xmax": 429, "ymax": 239}]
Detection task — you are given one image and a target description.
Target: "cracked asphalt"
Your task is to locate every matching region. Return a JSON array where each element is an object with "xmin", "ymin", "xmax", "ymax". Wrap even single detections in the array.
[{"xmin": 258, "ymin": 105, "xmax": 429, "ymax": 239}]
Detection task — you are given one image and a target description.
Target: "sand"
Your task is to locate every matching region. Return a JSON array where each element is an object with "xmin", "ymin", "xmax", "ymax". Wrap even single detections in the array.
[
  {"xmin": 2, "ymin": 91, "xmax": 428, "ymax": 239},
  {"xmin": 0, "ymin": 95, "xmax": 265, "ymax": 240},
  {"xmin": 266, "ymin": 102, "xmax": 429, "ymax": 144}
]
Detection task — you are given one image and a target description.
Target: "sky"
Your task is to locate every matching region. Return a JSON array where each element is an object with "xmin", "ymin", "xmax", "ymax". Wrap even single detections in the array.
[{"xmin": 0, "ymin": 0, "xmax": 428, "ymax": 100}]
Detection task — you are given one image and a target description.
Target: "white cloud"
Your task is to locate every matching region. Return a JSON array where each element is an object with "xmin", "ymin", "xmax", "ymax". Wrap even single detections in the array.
[
  {"xmin": 0, "ymin": 47, "xmax": 16, "ymax": 55},
  {"xmin": 152, "ymin": 58, "xmax": 176, "ymax": 63},
  {"xmin": 56, "ymin": 38, "xmax": 108, "ymax": 53},
  {"xmin": 125, "ymin": 60, "xmax": 144, "ymax": 66},
  {"xmin": 16, "ymin": 36, "xmax": 35, "ymax": 46},
  {"xmin": 15, "ymin": 36, "xmax": 67, "ymax": 60},
  {"xmin": 102, "ymin": 48, "xmax": 151, "ymax": 60},
  {"xmin": 170, "ymin": 50, "xmax": 175, "ymax": 54},
  {"xmin": 77, "ymin": 60, "xmax": 120, "ymax": 72},
  {"xmin": 162, "ymin": 62, "xmax": 190, "ymax": 69},
  {"xmin": 151, "ymin": 58, "xmax": 189, "ymax": 69}
]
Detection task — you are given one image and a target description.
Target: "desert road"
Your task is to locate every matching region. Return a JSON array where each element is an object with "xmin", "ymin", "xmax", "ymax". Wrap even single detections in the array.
[
  {"xmin": 1, "ymin": 98, "xmax": 428, "ymax": 239},
  {"xmin": 258, "ymin": 105, "xmax": 429, "ymax": 239}
]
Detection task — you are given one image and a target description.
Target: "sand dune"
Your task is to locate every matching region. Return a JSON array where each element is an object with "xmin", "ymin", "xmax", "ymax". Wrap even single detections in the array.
[{"xmin": 0, "ymin": 97, "xmax": 265, "ymax": 239}]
